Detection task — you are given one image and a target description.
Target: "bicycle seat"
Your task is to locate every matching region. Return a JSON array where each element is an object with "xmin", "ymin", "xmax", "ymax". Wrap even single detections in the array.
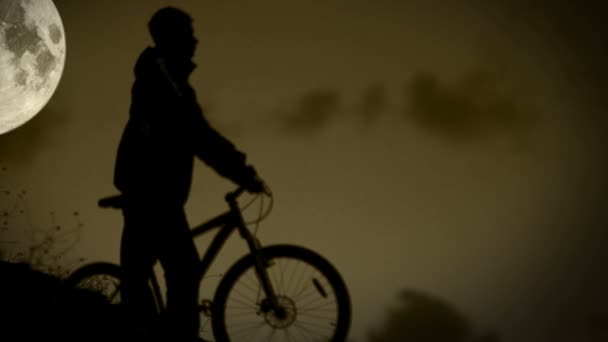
[{"xmin": 98, "ymin": 195, "xmax": 124, "ymax": 209}]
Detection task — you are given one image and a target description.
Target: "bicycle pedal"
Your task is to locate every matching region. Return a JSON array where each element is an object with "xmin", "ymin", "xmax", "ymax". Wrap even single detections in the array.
[{"xmin": 199, "ymin": 299, "xmax": 213, "ymax": 317}]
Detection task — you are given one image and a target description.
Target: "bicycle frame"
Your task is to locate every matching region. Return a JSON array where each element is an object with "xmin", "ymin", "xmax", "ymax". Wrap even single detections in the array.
[
  {"xmin": 185, "ymin": 188, "xmax": 280, "ymax": 310},
  {"xmin": 98, "ymin": 187, "xmax": 281, "ymax": 315}
]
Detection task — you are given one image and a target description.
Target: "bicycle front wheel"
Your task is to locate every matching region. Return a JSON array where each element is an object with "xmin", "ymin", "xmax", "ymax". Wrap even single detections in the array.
[{"xmin": 212, "ymin": 244, "xmax": 351, "ymax": 342}]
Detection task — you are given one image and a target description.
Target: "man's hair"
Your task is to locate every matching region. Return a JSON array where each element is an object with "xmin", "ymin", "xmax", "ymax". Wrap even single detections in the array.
[{"xmin": 148, "ymin": 7, "xmax": 192, "ymax": 45}]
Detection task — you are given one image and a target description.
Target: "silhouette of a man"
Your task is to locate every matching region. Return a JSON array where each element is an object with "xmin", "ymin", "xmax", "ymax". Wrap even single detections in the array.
[{"xmin": 113, "ymin": 7, "xmax": 264, "ymax": 341}]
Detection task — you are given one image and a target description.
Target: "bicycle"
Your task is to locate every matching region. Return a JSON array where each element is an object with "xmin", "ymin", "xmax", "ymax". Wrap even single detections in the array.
[{"xmin": 64, "ymin": 185, "xmax": 351, "ymax": 341}]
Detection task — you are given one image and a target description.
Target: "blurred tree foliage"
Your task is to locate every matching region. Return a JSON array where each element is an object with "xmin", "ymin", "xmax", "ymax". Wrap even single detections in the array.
[{"xmin": 367, "ymin": 289, "xmax": 499, "ymax": 342}]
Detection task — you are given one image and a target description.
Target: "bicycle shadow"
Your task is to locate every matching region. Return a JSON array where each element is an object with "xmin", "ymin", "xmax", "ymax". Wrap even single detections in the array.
[
  {"xmin": 0, "ymin": 261, "xmax": 129, "ymax": 341},
  {"xmin": 365, "ymin": 289, "xmax": 499, "ymax": 342}
]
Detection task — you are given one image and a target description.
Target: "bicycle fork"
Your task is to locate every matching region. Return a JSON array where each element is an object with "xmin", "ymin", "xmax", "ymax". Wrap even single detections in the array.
[{"xmin": 242, "ymin": 229, "xmax": 284, "ymax": 317}]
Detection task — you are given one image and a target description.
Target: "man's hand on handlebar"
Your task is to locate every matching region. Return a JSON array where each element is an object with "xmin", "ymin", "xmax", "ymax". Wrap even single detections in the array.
[{"xmin": 242, "ymin": 165, "xmax": 267, "ymax": 194}]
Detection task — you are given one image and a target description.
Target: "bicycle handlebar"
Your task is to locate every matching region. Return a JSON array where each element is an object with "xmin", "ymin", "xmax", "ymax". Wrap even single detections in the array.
[
  {"xmin": 225, "ymin": 182, "xmax": 271, "ymax": 204},
  {"xmin": 225, "ymin": 186, "xmax": 246, "ymax": 203}
]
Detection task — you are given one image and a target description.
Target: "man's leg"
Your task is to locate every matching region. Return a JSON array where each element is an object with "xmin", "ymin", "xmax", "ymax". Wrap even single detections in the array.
[
  {"xmin": 158, "ymin": 207, "xmax": 201, "ymax": 341},
  {"xmin": 120, "ymin": 206, "xmax": 159, "ymax": 336}
]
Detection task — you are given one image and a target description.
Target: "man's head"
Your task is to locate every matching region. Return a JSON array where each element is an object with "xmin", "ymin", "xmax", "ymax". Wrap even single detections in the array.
[{"xmin": 148, "ymin": 7, "xmax": 198, "ymax": 60}]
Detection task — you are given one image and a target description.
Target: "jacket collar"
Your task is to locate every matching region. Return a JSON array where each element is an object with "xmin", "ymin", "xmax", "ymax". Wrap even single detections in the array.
[{"xmin": 136, "ymin": 47, "xmax": 196, "ymax": 82}]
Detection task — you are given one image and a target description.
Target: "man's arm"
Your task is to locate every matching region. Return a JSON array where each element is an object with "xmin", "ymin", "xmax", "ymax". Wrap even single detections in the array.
[
  {"xmin": 152, "ymin": 54, "xmax": 264, "ymax": 192},
  {"xmin": 189, "ymin": 110, "xmax": 263, "ymax": 192}
]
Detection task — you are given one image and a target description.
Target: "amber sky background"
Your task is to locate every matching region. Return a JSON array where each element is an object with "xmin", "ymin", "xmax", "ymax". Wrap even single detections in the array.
[{"xmin": 1, "ymin": 1, "xmax": 607, "ymax": 341}]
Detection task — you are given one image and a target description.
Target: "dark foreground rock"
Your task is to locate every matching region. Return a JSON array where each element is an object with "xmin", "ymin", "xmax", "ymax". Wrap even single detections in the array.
[{"xmin": 0, "ymin": 261, "xmax": 131, "ymax": 341}]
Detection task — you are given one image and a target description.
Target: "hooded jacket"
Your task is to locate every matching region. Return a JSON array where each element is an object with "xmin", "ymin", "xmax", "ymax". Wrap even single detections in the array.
[{"xmin": 114, "ymin": 47, "xmax": 250, "ymax": 206}]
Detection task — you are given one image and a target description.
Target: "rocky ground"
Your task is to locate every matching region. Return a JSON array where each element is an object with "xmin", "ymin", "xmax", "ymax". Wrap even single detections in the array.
[{"xmin": 0, "ymin": 261, "xmax": 130, "ymax": 341}]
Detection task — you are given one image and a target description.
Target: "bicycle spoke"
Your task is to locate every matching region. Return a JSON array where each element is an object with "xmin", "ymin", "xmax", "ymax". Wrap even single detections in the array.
[
  {"xmin": 229, "ymin": 320, "xmax": 267, "ymax": 339},
  {"xmin": 283, "ymin": 328, "xmax": 294, "ymax": 342},
  {"xmin": 225, "ymin": 295, "xmax": 258, "ymax": 311},
  {"xmin": 294, "ymin": 317, "xmax": 337, "ymax": 331},
  {"xmin": 234, "ymin": 273, "xmax": 261, "ymax": 296},
  {"xmin": 291, "ymin": 261, "xmax": 312, "ymax": 298},
  {"xmin": 266, "ymin": 327, "xmax": 278, "ymax": 341},
  {"xmin": 298, "ymin": 311, "xmax": 337, "ymax": 321},
  {"xmin": 225, "ymin": 308, "xmax": 257, "ymax": 317},
  {"xmin": 230, "ymin": 285, "xmax": 258, "ymax": 303},
  {"xmin": 298, "ymin": 295, "xmax": 337, "ymax": 311},
  {"xmin": 283, "ymin": 258, "xmax": 301, "ymax": 296}
]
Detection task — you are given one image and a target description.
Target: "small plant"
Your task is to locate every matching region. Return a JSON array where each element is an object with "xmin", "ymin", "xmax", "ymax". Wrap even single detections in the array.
[{"xmin": 1, "ymin": 165, "xmax": 85, "ymax": 278}]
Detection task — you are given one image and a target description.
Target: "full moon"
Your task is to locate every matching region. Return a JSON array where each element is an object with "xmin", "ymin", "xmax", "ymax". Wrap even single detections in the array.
[{"xmin": 0, "ymin": 0, "xmax": 65, "ymax": 135}]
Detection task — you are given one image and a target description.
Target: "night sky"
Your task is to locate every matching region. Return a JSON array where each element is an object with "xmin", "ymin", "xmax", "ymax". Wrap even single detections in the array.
[{"xmin": 1, "ymin": 1, "xmax": 607, "ymax": 341}]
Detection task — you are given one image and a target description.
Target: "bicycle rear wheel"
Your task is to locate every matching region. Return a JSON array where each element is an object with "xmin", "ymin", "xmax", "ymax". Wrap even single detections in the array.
[
  {"xmin": 64, "ymin": 262, "xmax": 122, "ymax": 304},
  {"xmin": 212, "ymin": 244, "xmax": 351, "ymax": 342}
]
